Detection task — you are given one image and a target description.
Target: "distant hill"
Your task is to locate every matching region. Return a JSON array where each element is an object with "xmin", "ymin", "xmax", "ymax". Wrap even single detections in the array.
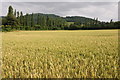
[
  {"xmin": 64, "ymin": 16, "xmax": 99, "ymax": 23},
  {"xmin": 33, "ymin": 13, "xmax": 61, "ymax": 18},
  {"xmin": 27, "ymin": 13, "xmax": 101, "ymax": 25}
]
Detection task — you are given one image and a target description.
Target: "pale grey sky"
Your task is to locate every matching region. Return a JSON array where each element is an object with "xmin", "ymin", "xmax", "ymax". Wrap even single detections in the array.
[
  {"xmin": 1, "ymin": 2, "xmax": 119, "ymax": 22},
  {"xmin": 1, "ymin": 0, "xmax": 120, "ymax": 2}
]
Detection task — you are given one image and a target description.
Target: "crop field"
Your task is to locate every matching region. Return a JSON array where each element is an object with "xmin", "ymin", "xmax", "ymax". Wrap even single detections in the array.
[{"xmin": 2, "ymin": 30, "xmax": 119, "ymax": 78}]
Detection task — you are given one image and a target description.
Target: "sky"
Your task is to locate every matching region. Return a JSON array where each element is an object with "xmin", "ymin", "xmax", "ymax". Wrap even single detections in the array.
[
  {"xmin": 1, "ymin": 0, "xmax": 120, "ymax": 2},
  {"xmin": 1, "ymin": 1, "xmax": 119, "ymax": 22}
]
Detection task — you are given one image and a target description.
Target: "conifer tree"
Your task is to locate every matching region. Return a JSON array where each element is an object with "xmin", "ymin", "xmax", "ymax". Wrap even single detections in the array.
[
  {"xmin": 20, "ymin": 11, "xmax": 23, "ymax": 25},
  {"xmin": 17, "ymin": 11, "xmax": 19, "ymax": 18},
  {"xmin": 14, "ymin": 9, "xmax": 16, "ymax": 17},
  {"xmin": 6, "ymin": 6, "xmax": 19, "ymax": 27}
]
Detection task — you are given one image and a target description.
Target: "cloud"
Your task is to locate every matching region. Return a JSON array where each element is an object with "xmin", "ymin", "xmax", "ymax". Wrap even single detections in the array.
[
  {"xmin": 1, "ymin": 0, "xmax": 119, "ymax": 2},
  {"xmin": 1, "ymin": 2, "xmax": 118, "ymax": 22}
]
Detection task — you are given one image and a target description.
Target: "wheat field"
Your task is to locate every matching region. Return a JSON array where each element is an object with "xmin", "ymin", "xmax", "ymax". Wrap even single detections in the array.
[{"xmin": 2, "ymin": 30, "xmax": 119, "ymax": 78}]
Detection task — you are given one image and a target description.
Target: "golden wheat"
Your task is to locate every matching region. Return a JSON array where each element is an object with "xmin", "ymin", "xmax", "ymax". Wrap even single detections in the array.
[{"xmin": 2, "ymin": 30, "xmax": 119, "ymax": 78}]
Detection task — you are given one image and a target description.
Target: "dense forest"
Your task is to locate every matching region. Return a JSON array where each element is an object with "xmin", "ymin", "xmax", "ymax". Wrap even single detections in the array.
[{"xmin": 1, "ymin": 6, "xmax": 120, "ymax": 31}]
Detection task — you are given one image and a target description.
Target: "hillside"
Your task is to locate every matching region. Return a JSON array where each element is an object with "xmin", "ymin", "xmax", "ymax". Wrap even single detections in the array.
[{"xmin": 64, "ymin": 16, "xmax": 99, "ymax": 23}]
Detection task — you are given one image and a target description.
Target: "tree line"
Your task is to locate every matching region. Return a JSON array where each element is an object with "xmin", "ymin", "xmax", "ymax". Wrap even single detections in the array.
[
  {"xmin": 2, "ymin": 6, "xmax": 67, "ymax": 31},
  {"xmin": 1, "ymin": 6, "xmax": 120, "ymax": 31},
  {"xmin": 65, "ymin": 16, "xmax": 119, "ymax": 30}
]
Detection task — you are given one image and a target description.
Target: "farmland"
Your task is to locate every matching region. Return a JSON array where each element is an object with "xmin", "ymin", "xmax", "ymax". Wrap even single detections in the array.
[{"xmin": 2, "ymin": 30, "xmax": 119, "ymax": 78}]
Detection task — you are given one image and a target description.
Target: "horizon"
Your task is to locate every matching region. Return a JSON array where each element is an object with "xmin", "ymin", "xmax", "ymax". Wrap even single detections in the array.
[{"xmin": 1, "ymin": 2, "xmax": 118, "ymax": 22}]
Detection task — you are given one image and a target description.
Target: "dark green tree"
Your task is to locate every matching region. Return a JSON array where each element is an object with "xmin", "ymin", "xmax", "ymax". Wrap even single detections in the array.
[
  {"xmin": 20, "ymin": 11, "xmax": 23, "ymax": 26},
  {"xmin": 110, "ymin": 19, "xmax": 113, "ymax": 23},
  {"xmin": 14, "ymin": 9, "xmax": 16, "ymax": 17},
  {"xmin": 6, "ymin": 6, "xmax": 19, "ymax": 28},
  {"xmin": 31, "ymin": 13, "xmax": 34, "ymax": 27},
  {"xmin": 17, "ymin": 11, "xmax": 19, "ymax": 18}
]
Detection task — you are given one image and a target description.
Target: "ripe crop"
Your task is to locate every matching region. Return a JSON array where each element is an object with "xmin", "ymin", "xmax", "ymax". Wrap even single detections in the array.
[{"xmin": 2, "ymin": 30, "xmax": 119, "ymax": 78}]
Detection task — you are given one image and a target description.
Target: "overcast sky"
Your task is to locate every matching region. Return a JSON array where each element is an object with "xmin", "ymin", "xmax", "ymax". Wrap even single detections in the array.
[
  {"xmin": 1, "ymin": 0, "xmax": 120, "ymax": 2},
  {"xmin": 1, "ymin": 2, "xmax": 119, "ymax": 22}
]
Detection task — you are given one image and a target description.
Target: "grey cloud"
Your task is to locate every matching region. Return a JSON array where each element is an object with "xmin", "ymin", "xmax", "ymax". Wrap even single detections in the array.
[{"xmin": 2, "ymin": 0, "xmax": 119, "ymax": 2}]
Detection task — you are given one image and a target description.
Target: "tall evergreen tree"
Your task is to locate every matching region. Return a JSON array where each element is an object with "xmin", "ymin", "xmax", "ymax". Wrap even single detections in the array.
[
  {"xmin": 6, "ymin": 6, "xmax": 19, "ymax": 27},
  {"xmin": 17, "ymin": 11, "xmax": 20, "ymax": 18},
  {"xmin": 14, "ymin": 9, "xmax": 16, "ymax": 17},
  {"xmin": 37, "ymin": 14, "xmax": 40, "ymax": 25},
  {"xmin": 110, "ymin": 19, "xmax": 113, "ymax": 23},
  {"xmin": 31, "ymin": 13, "xmax": 34, "ymax": 27},
  {"xmin": 20, "ymin": 11, "xmax": 23, "ymax": 25}
]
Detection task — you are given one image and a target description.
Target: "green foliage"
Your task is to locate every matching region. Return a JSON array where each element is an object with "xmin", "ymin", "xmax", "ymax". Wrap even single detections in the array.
[
  {"xmin": 20, "ymin": 11, "xmax": 23, "ymax": 26},
  {"xmin": 2, "ymin": 17, "xmax": 7, "ymax": 25},
  {"xmin": 64, "ymin": 16, "xmax": 98, "ymax": 24},
  {"xmin": 16, "ymin": 13, "xmax": 67, "ymax": 30},
  {"xmin": 2, "ymin": 25, "xmax": 13, "ymax": 32},
  {"xmin": 69, "ymin": 24, "xmax": 80, "ymax": 30},
  {"xmin": 114, "ymin": 21, "xmax": 120, "ymax": 28},
  {"xmin": 66, "ymin": 22, "xmax": 74, "ymax": 26},
  {"xmin": 65, "ymin": 16, "xmax": 119, "ymax": 30},
  {"xmin": 14, "ymin": 9, "xmax": 16, "ymax": 17},
  {"xmin": 17, "ymin": 11, "xmax": 19, "ymax": 18},
  {"xmin": 2, "ymin": 6, "xmax": 19, "ymax": 31},
  {"xmin": 7, "ymin": 6, "xmax": 18, "ymax": 26}
]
